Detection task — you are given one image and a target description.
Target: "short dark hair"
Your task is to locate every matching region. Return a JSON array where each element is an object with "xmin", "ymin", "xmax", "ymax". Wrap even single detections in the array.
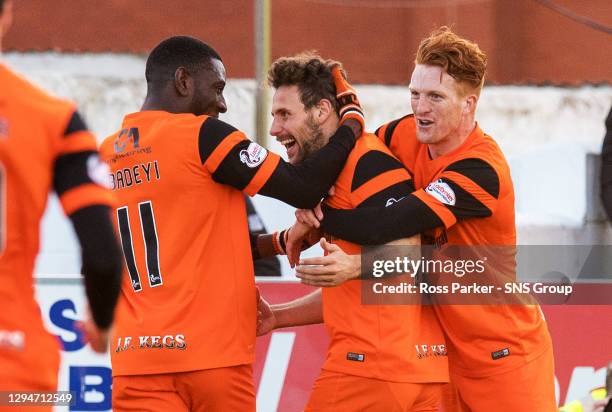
[
  {"xmin": 145, "ymin": 36, "xmax": 222, "ymax": 86},
  {"xmin": 267, "ymin": 51, "xmax": 342, "ymax": 114},
  {"xmin": 0, "ymin": 0, "xmax": 5, "ymax": 13}
]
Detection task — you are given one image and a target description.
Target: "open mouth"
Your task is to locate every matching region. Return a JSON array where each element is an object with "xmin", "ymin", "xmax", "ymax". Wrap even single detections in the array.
[
  {"xmin": 278, "ymin": 137, "xmax": 299, "ymax": 161},
  {"xmin": 417, "ymin": 118, "xmax": 434, "ymax": 127},
  {"xmin": 279, "ymin": 137, "xmax": 296, "ymax": 150}
]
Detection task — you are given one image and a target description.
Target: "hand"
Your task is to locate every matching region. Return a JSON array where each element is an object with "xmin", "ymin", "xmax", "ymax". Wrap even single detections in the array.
[
  {"xmin": 295, "ymin": 238, "xmax": 361, "ymax": 287},
  {"xmin": 331, "ymin": 65, "xmax": 364, "ymax": 136},
  {"xmin": 295, "ymin": 204, "xmax": 325, "ymax": 229},
  {"xmin": 286, "ymin": 222, "xmax": 322, "ymax": 267},
  {"xmin": 256, "ymin": 288, "xmax": 276, "ymax": 336},
  {"xmin": 77, "ymin": 315, "xmax": 110, "ymax": 353}
]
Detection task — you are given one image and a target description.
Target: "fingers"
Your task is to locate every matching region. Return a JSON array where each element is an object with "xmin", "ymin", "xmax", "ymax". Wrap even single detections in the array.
[
  {"xmin": 295, "ymin": 263, "xmax": 338, "ymax": 277},
  {"xmin": 319, "ymin": 237, "xmax": 340, "ymax": 253},
  {"xmin": 314, "ymin": 203, "xmax": 325, "ymax": 220},
  {"xmin": 331, "ymin": 66, "xmax": 351, "ymax": 92},
  {"xmin": 298, "ymin": 255, "xmax": 334, "ymax": 267},
  {"xmin": 295, "ymin": 209, "xmax": 321, "ymax": 228},
  {"xmin": 297, "ymin": 275, "xmax": 340, "ymax": 287},
  {"xmin": 287, "ymin": 243, "xmax": 301, "ymax": 268}
]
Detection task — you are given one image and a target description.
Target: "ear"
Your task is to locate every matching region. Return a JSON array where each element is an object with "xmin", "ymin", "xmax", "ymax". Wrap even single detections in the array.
[
  {"xmin": 314, "ymin": 99, "xmax": 334, "ymax": 123},
  {"xmin": 463, "ymin": 94, "xmax": 478, "ymax": 115},
  {"xmin": 174, "ymin": 67, "xmax": 192, "ymax": 97}
]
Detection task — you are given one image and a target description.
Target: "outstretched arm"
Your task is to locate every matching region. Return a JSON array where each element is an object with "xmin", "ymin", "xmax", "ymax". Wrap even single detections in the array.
[
  {"xmin": 321, "ymin": 158, "xmax": 501, "ymax": 244},
  {"xmin": 257, "ymin": 289, "xmax": 323, "ymax": 336}
]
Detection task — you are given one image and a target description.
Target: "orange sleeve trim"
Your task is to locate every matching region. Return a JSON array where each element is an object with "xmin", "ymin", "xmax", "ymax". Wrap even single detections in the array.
[
  {"xmin": 60, "ymin": 183, "xmax": 116, "ymax": 216},
  {"xmin": 204, "ymin": 131, "xmax": 246, "ymax": 174},
  {"xmin": 413, "ymin": 189, "xmax": 457, "ymax": 228},
  {"xmin": 58, "ymin": 130, "xmax": 98, "ymax": 155},
  {"xmin": 351, "ymin": 168, "xmax": 411, "ymax": 206},
  {"xmin": 244, "ymin": 152, "xmax": 281, "ymax": 196},
  {"xmin": 442, "ymin": 171, "xmax": 498, "ymax": 213}
]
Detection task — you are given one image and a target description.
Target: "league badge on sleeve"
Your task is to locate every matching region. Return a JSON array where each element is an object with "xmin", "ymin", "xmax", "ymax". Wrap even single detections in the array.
[
  {"xmin": 87, "ymin": 154, "xmax": 113, "ymax": 189},
  {"xmin": 425, "ymin": 179, "xmax": 456, "ymax": 206},
  {"xmin": 240, "ymin": 142, "xmax": 268, "ymax": 168}
]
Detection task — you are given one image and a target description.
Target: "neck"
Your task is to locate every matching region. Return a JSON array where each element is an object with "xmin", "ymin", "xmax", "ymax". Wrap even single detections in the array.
[
  {"xmin": 141, "ymin": 88, "xmax": 188, "ymax": 114},
  {"xmin": 320, "ymin": 115, "xmax": 341, "ymax": 145},
  {"xmin": 428, "ymin": 117, "xmax": 476, "ymax": 159}
]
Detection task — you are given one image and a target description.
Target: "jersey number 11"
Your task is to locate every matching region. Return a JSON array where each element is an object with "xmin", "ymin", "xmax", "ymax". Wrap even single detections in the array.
[{"xmin": 116, "ymin": 201, "xmax": 163, "ymax": 292}]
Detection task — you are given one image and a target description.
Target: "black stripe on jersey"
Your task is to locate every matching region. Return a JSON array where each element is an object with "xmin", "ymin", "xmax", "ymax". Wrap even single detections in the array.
[
  {"xmin": 63, "ymin": 111, "xmax": 89, "ymax": 137},
  {"xmin": 70, "ymin": 205, "xmax": 122, "ymax": 329},
  {"xmin": 211, "ymin": 140, "xmax": 258, "ymax": 190},
  {"xmin": 379, "ymin": 114, "xmax": 413, "ymax": 147},
  {"xmin": 444, "ymin": 158, "xmax": 500, "ymax": 199},
  {"xmin": 441, "ymin": 177, "xmax": 493, "ymax": 219},
  {"xmin": 321, "ymin": 193, "xmax": 443, "ymax": 245},
  {"xmin": 53, "ymin": 150, "xmax": 97, "ymax": 196},
  {"xmin": 374, "ymin": 125, "xmax": 383, "ymax": 137},
  {"xmin": 356, "ymin": 180, "xmax": 414, "ymax": 208},
  {"xmin": 199, "ymin": 117, "xmax": 239, "ymax": 165},
  {"xmin": 351, "ymin": 151, "xmax": 406, "ymax": 192}
]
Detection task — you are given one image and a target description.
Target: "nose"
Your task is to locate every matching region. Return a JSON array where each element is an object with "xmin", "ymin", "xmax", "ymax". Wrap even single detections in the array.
[
  {"xmin": 414, "ymin": 97, "xmax": 431, "ymax": 115},
  {"xmin": 269, "ymin": 117, "xmax": 282, "ymax": 137},
  {"xmin": 217, "ymin": 97, "xmax": 227, "ymax": 114}
]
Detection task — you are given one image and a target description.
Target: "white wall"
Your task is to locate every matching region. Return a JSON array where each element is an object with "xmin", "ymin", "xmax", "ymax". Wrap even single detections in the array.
[{"xmin": 4, "ymin": 53, "xmax": 612, "ymax": 275}]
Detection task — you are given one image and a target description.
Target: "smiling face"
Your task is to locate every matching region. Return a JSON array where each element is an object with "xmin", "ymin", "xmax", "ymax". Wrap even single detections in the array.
[
  {"xmin": 189, "ymin": 58, "xmax": 228, "ymax": 117},
  {"xmin": 270, "ymin": 85, "xmax": 325, "ymax": 164},
  {"xmin": 410, "ymin": 64, "xmax": 472, "ymax": 150}
]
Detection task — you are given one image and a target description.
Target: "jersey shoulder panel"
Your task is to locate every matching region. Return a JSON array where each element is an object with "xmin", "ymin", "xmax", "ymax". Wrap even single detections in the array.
[
  {"xmin": 0, "ymin": 65, "xmax": 76, "ymax": 141},
  {"xmin": 350, "ymin": 134, "xmax": 409, "ymax": 192},
  {"xmin": 375, "ymin": 114, "xmax": 415, "ymax": 147}
]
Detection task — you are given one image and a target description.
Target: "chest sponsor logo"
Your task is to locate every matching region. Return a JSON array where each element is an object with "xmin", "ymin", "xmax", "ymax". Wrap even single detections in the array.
[
  {"xmin": 115, "ymin": 334, "xmax": 187, "ymax": 352},
  {"xmin": 240, "ymin": 142, "xmax": 267, "ymax": 168},
  {"xmin": 415, "ymin": 343, "xmax": 447, "ymax": 359},
  {"xmin": 425, "ymin": 179, "xmax": 456, "ymax": 206}
]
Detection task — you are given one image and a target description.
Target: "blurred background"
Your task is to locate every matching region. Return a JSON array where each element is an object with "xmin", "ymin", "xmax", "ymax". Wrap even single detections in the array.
[
  {"xmin": 3, "ymin": 1, "xmax": 611, "ymax": 411},
  {"xmin": 4, "ymin": 0, "xmax": 610, "ymax": 276}
]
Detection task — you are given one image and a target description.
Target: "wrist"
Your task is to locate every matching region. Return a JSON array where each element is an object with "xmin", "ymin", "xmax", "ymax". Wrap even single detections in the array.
[
  {"xmin": 269, "ymin": 229, "xmax": 289, "ymax": 255},
  {"xmin": 350, "ymin": 254, "xmax": 361, "ymax": 280},
  {"xmin": 270, "ymin": 304, "xmax": 288, "ymax": 329}
]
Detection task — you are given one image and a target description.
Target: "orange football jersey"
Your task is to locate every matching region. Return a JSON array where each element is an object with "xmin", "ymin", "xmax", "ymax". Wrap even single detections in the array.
[
  {"xmin": 0, "ymin": 64, "xmax": 114, "ymax": 389},
  {"xmin": 322, "ymin": 133, "xmax": 448, "ymax": 382},
  {"xmin": 100, "ymin": 111, "xmax": 282, "ymax": 376},
  {"xmin": 377, "ymin": 115, "xmax": 552, "ymax": 377}
]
